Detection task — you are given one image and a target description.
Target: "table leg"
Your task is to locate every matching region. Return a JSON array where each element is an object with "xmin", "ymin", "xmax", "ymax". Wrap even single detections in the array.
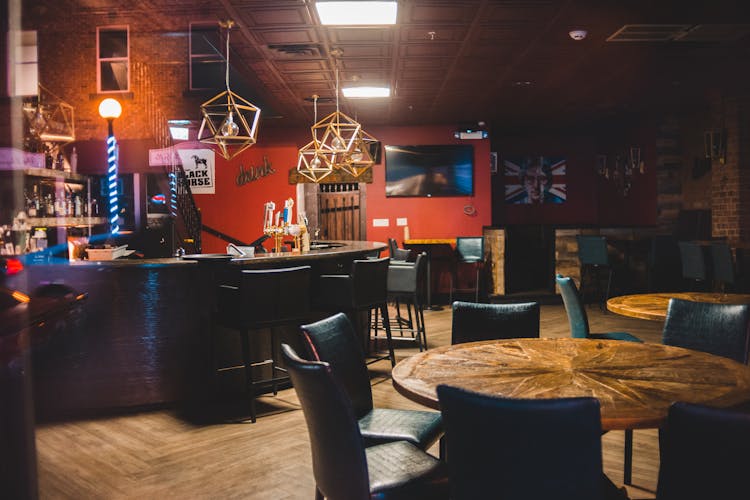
[{"xmin": 623, "ymin": 429, "xmax": 633, "ymax": 485}]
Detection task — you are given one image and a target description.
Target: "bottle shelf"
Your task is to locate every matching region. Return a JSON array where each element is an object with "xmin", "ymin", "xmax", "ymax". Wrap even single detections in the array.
[
  {"xmin": 22, "ymin": 168, "xmax": 90, "ymax": 182},
  {"xmin": 27, "ymin": 217, "xmax": 108, "ymax": 227}
]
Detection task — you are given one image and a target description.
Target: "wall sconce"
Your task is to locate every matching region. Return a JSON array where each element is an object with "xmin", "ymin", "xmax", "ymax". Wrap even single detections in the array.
[{"xmin": 704, "ymin": 129, "xmax": 726, "ymax": 165}]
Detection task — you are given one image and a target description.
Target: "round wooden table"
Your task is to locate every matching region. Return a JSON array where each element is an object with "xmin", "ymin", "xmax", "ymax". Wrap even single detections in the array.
[
  {"xmin": 607, "ymin": 292, "xmax": 750, "ymax": 321},
  {"xmin": 391, "ymin": 338, "xmax": 750, "ymax": 430}
]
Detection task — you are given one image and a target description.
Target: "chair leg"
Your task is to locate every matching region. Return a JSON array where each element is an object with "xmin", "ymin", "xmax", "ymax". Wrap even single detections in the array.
[
  {"xmin": 624, "ymin": 429, "xmax": 633, "ymax": 485},
  {"xmin": 418, "ymin": 302, "xmax": 427, "ymax": 349},
  {"xmin": 474, "ymin": 264, "xmax": 480, "ymax": 302},
  {"xmin": 315, "ymin": 486, "xmax": 324, "ymax": 500},
  {"xmin": 380, "ymin": 303, "xmax": 396, "ymax": 367},
  {"xmin": 270, "ymin": 328, "xmax": 278, "ymax": 396},
  {"xmin": 604, "ymin": 268, "xmax": 613, "ymax": 312},
  {"xmin": 240, "ymin": 330, "xmax": 256, "ymax": 423}
]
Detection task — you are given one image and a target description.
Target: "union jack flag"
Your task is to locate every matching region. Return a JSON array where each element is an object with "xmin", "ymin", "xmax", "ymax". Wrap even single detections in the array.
[{"xmin": 503, "ymin": 156, "xmax": 567, "ymax": 204}]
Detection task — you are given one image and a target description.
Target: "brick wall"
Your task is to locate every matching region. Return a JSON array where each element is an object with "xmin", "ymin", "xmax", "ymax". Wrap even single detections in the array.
[{"xmin": 711, "ymin": 93, "xmax": 750, "ymax": 243}]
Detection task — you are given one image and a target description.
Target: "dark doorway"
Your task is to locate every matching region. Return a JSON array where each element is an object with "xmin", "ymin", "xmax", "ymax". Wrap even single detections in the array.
[{"xmin": 505, "ymin": 225, "xmax": 555, "ymax": 294}]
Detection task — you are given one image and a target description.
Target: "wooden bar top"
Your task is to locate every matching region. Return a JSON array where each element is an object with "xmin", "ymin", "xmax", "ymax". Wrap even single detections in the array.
[
  {"xmin": 392, "ymin": 338, "xmax": 750, "ymax": 431},
  {"xmin": 404, "ymin": 239, "xmax": 456, "ymax": 245},
  {"xmin": 607, "ymin": 292, "xmax": 750, "ymax": 321}
]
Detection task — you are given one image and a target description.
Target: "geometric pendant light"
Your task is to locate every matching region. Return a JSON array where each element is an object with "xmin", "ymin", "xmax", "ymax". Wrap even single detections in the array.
[
  {"xmin": 338, "ymin": 128, "xmax": 377, "ymax": 177},
  {"xmin": 297, "ymin": 95, "xmax": 335, "ymax": 182},
  {"xmin": 198, "ymin": 20, "xmax": 260, "ymax": 160}
]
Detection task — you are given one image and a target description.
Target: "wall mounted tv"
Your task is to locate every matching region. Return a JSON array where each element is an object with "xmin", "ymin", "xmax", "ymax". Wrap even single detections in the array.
[{"xmin": 385, "ymin": 144, "xmax": 474, "ymax": 197}]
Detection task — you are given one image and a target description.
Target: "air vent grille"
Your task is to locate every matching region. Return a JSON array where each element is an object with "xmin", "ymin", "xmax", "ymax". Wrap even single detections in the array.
[{"xmin": 268, "ymin": 43, "xmax": 324, "ymax": 58}]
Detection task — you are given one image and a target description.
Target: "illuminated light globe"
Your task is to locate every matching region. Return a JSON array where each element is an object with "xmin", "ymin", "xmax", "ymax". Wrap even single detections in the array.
[
  {"xmin": 338, "ymin": 129, "xmax": 378, "ymax": 177},
  {"xmin": 297, "ymin": 140, "xmax": 335, "ymax": 182},
  {"xmin": 98, "ymin": 98, "xmax": 122, "ymax": 119},
  {"xmin": 219, "ymin": 111, "xmax": 240, "ymax": 137}
]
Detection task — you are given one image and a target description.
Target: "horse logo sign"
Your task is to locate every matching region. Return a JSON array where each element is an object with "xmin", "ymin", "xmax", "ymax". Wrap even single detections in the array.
[{"xmin": 177, "ymin": 149, "xmax": 215, "ymax": 194}]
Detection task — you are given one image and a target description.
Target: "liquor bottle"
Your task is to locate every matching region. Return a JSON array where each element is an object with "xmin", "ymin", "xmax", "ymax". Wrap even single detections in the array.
[
  {"xmin": 70, "ymin": 147, "xmax": 78, "ymax": 173},
  {"xmin": 74, "ymin": 194, "xmax": 83, "ymax": 217},
  {"xmin": 25, "ymin": 188, "xmax": 37, "ymax": 217}
]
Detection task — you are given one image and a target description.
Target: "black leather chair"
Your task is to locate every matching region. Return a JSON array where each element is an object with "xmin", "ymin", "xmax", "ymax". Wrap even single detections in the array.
[
  {"xmin": 300, "ymin": 312, "xmax": 443, "ymax": 451},
  {"xmin": 556, "ymin": 275, "xmax": 642, "ymax": 342},
  {"xmin": 449, "ymin": 236, "xmax": 484, "ymax": 303},
  {"xmin": 678, "ymin": 241, "xmax": 708, "ymax": 290},
  {"xmin": 451, "ymin": 301, "xmax": 539, "ymax": 345},
  {"xmin": 657, "ymin": 402, "xmax": 750, "ymax": 500},
  {"xmin": 281, "ymin": 343, "xmax": 448, "ymax": 500},
  {"xmin": 437, "ymin": 385, "xmax": 623, "ymax": 500},
  {"xmin": 384, "ymin": 252, "xmax": 429, "ymax": 350},
  {"xmin": 315, "ymin": 257, "xmax": 395, "ymax": 366},
  {"xmin": 710, "ymin": 242, "xmax": 736, "ymax": 292},
  {"xmin": 213, "ymin": 265, "xmax": 311, "ymax": 423},
  {"xmin": 388, "ymin": 237, "xmax": 412, "ymax": 262},
  {"xmin": 662, "ymin": 297, "xmax": 750, "ymax": 364},
  {"xmin": 556, "ymin": 274, "xmax": 641, "ymax": 485},
  {"xmin": 576, "ymin": 234, "xmax": 612, "ymax": 309}
]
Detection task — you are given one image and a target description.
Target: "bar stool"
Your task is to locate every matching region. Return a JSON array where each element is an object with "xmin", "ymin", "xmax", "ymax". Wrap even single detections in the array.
[
  {"xmin": 576, "ymin": 235, "xmax": 612, "ymax": 309},
  {"xmin": 449, "ymin": 236, "xmax": 485, "ymax": 303},
  {"xmin": 678, "ymin": 241, "xmax": 707, "ymax": 291},
  {"xmin": 213, "ymin": 265, "xmax": 311, "ymax": 422},
  {"xmin": 314, "ymin": 257, "xmax": 396, "ymax": 366},
  {"xmin": 382, "ymin": 252, "xmax": 429, "ymax": 350}
]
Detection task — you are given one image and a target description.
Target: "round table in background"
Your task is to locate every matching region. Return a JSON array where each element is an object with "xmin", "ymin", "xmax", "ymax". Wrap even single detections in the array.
[
  {"xmin": 607, "ymin": 292, "xmax": 750, "ymax": 321},
  {"xmin": 391, "ymin": 337, "xmax": 750, "ymax": 431}
]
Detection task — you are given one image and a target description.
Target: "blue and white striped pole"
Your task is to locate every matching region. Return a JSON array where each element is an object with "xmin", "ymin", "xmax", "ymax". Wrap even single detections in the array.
[{"xmin": 98, "ymin": 98, "xmax": 122, "ymax": 236}]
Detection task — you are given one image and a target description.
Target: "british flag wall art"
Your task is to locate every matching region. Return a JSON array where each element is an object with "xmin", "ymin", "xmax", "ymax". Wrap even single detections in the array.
[{"xmin": 504, "ymin": 156, "xmax": 566, "ymax": 204}]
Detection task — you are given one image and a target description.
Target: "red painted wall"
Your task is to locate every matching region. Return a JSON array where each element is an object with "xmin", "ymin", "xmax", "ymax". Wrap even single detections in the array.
[{"xmin": 195, "ymin": 125, "xmax": 492, "ymax": 253}]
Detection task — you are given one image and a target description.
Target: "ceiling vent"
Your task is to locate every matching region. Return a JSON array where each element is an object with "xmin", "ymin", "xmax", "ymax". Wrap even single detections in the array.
[
  {"xmin": 606, "ymin": 24, "xmax": 692, "ymax": 42},
  {"xmin": 674, "ymin": 24, "xmax": 750, "ymax": 42},
  {"xmin": 268, "ymin": 43, "xmax": 324, "ymax": 58}
]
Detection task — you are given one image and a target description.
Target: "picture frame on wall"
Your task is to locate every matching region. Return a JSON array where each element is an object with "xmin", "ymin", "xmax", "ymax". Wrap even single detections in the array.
[{"xmin": 490, "ymin": 152, "xmax": 498, "ymax": 173}]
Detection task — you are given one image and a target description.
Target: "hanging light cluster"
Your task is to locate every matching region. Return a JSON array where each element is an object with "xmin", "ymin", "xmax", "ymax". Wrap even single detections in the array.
[
  {"xmin": 198, "ymin": 20, "xmax": 261, "ymax": 160},
  {"xmin": 23, "ymin": 84, "xmax": 75, "ymax": 148},
  {"xmin": 297, "ymin": 61, "xmax": 377, "ymax": 183}
]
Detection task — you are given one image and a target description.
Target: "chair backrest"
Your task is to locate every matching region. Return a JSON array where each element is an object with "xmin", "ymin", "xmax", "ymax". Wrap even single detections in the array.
[
  {"xmin": 388, "ymin": 237, "xmax": 398, "ymax": 257},
  {"xmin": 281, "ymin": 344, "xmax": 371, "ymax": 500},
  {"xmin": 576, "ymin": 235, "xmax": 609, "ymax": 266},
  {"xmin": 662, "ymin": 298, "xmax": 750, "ymax": 364},
  {"xmin": 657, "ymin": 402, "xmax": 750, "ymax": 500},
  {"xmin": 451, "ymin": 301, "xmax": 540, "ymax": 345},
  {"xmin": 437, "ymin": 385, "xmax": 603, "ymax": 500},
  {"xmin": 387, "ymin": 252, "xmax": 426, "ymax": 294},
  {"xmin": 555, "ymin": 275, "xmax": 591, "ymax": 338},
  {"xmin": 710, "ymin": 242, "xmax": 735, "ymax": 286},
  {"xmin": 456, "ymin": 237, "xmax": 484, "ymax": 263},
  {"xmin": 677, "ymin": 241, "xmax": 707, "ymax": 281},
  {"xmin": 219, "ymin": 265, "xmax": 311, "ymax": 328},
  {"xmin": 300, "ymin": 313, "xmax": 374, "ymax": 418},
  {"xmin": 350, "ymin": 257, "xmax": 390, "ymax": 309}
]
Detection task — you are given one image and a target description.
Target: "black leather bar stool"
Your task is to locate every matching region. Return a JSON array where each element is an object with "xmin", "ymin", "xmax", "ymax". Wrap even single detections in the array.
[
  {"xmin": 314, "ymin": 257, "xmax": 396, "ymax": 367},
  {"xmin": 213, "ymin": 265, "xmax": 311, "ymax": 422},
  {"xmin": 383, "ymin": 252, "xmax": 429, "ymax": 350}
]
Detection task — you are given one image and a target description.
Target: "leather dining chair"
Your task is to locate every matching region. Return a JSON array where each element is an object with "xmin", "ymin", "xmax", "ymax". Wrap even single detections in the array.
[
  {"xmin": 556, "ymin": 275, "xmax": 642, "ymax": 343},
  {"xmin": 451, "ymin": 300, "xmax": 540, "ymax": 345},
  {"xmin": 710, "ymin": 242, "xmax": 736, "ymax": 292},
  {"xmin": 555, "ymin": 274, "xmax": 641, "ymax": 486},
  {"xmin": 300, "ymin": 313, "xmax": 443, "ymax": 451},
  {"xmin": 281, "ymin": 343, "xmax": 448, "ymax": 500},
  {"xmin": 437, "ymin": 385, "xmax": 625, "ymax": 500},
  {"xmin": 388, "ymin": 237, "xmax": 412, "ymax": 262},
  {"xmin": 656, "ymin": 402, "xmax": 750, "ymax": 500},
  {"xmin": 662, "ymin": 298, "xmax": 750, "ymax": 364},
  {"xmin": 678, "ymin": 241, "xmax": 708, "ymax": 291},
  {"xmin": 576, "ymin": 234, "xmax": 613, "ymax": 309}
]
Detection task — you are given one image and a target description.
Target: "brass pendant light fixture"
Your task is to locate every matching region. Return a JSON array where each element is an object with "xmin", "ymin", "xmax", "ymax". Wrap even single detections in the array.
[
  {"xmin": 23, "ymin": 84, "xmax": 75, "ymax": 146},
  {"xmin": 297, "ymin": 95, "xmax": 335, "ymax": 182},
  {"xmin": 198, "ymin": 20, "xmax": 261, "ymax": 160}
]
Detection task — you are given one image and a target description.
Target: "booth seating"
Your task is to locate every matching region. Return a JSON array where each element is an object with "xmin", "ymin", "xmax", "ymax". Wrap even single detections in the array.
[{"xmin": 213, "ymin": 265, "xmax": 312, "ymax": 423}]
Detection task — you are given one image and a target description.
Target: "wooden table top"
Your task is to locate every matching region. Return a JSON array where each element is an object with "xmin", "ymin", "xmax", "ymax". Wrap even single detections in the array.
[
  {"xmin": 392, "ymin": 338, "xmax": 750, "ymax": 430},
  {"xmin": 607, "ymin": 292, "xmax": 750, "ymax": 321}
]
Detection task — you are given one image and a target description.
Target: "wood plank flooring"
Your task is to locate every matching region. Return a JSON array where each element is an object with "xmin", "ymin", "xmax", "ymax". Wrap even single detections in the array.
[{"xmin": 35, "ymin": 304, "xmax": 664, "ymax": 499}]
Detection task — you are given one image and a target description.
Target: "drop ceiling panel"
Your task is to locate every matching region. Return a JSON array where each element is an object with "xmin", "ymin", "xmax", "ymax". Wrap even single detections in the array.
[
  {"xmin": 255, "ymin": 28, "xmax": 319, "ymax": 45},
  {"xmin": 326, "ymin": 28, "xmax": 394, "ymax": 43}
]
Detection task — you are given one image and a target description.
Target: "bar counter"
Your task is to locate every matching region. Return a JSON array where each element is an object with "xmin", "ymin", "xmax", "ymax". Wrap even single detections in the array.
[{"xmin": 7, "ymin": 240, "xmax": 386, "ymax": 418}]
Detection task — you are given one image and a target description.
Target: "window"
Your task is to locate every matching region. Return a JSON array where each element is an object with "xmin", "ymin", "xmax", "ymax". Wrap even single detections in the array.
[
  {"xmin": 97, "ymin": 26, "xmax": 129, "ymax": 93},
  {"xmin": 8, "ymin": 30, "xmax": 38, "ymax": 96},
  {"xmin": 189, "ymin": 22, "xmax": 223, "ymax": 90}
]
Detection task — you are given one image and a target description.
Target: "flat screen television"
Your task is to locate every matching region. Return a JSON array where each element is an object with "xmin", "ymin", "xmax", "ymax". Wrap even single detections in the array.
[{"xmin": 385, "ymin": 144, "xmax": 474, "ymax": 197}]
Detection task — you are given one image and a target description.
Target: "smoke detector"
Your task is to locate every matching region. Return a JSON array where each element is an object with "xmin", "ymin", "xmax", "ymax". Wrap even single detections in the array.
[{"xmin": 569, "ymin": 29, "xmax": 588, "ymax": 41}]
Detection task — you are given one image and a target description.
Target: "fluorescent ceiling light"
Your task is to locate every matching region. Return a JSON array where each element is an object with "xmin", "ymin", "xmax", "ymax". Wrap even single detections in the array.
[
  {"xmin": 316, "ymin": 1, "xmax": 397, "ymax": 25},
  {"xmin": 342, "ymin": 86, "xmax": 391, "ymax": 98},
  {"xmin": 169, "ymin": 126, "xmax": 189, "ymax": 140}
]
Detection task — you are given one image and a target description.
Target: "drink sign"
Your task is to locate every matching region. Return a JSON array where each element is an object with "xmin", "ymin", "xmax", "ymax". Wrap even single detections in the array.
[{"xmin": 237, "ymin": 156, "xmax": 275, "ymax": 186}]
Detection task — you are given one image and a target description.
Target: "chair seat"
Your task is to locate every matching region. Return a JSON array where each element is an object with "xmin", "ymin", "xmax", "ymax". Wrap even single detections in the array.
[
  {"xmin": 589, "ymin": 332, "xmax": 643, "ymax": 343},
  {"xmin": 360, "ymin": 408, "xmax": 443, "ymax": 449},
  {"xmin": 366, "ymin": 441, "xmax": 447, "ymax": 498}
]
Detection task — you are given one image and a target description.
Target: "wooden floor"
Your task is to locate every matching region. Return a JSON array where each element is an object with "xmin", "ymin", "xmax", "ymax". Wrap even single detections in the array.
[{"xmin": 35, "ymin": 304, "xmax": 665, "ymax": 499}]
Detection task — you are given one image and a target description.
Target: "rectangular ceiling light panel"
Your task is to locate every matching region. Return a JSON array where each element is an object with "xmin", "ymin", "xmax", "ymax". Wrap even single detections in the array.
[
  {"xmin": 342, "ymin": 86, "xmax": 391, "ymax": 98},
  {"xmin": 316, "ymin": 1, "xmax": 397, "ymax": 25}
]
